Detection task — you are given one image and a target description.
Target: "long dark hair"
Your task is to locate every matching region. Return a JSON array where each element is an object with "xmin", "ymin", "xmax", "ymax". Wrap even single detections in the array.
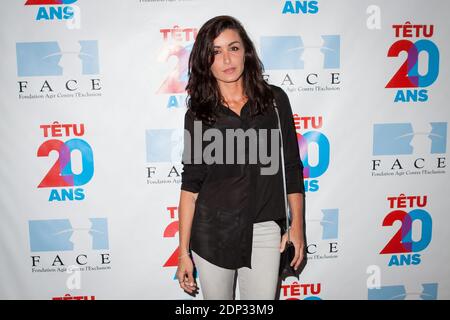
[{"xmin": 186, "ymin": 15, "xmax": 274, "ymax": 125}]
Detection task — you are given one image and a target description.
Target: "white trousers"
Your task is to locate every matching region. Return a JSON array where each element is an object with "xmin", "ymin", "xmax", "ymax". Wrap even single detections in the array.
[{"xmin": 191, "ymin": 220, "xmax": 281, "ymax": 300}]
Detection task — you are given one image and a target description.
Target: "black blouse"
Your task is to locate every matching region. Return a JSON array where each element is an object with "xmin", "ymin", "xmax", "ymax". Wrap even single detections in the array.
[{"xmin": 181, "ymin": 85, "xmax": 305, "ymax": 269}]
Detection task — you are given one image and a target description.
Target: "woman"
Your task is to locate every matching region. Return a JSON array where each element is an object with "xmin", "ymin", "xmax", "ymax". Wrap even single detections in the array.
[{"xmin": 176, "ymin": 15, "xmax": 305, "ymax": 300}]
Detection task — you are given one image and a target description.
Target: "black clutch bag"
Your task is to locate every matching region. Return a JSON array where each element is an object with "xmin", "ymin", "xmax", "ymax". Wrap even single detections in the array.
[
  {"xmin": 274, "ymin": 105, "xmax": 300, "ymax": 280},
  {"xmin": 279, "ymin": 241, "xmax": 297, "ymax": 280}
]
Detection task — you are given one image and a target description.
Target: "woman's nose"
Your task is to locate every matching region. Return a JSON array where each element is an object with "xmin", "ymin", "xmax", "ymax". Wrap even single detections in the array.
[{"xmin": 223, "ymin": 52, "xmax": 231, "ymax": 64}]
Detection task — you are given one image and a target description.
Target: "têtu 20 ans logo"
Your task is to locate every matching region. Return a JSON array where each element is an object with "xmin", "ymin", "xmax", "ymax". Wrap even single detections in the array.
[
  {"xmin": 386, "ymin": 22, "xmax": 439, "ymax": 103},
  {"xmin": 25, "ymin": 0, "xmax": 79, "ymax": 21},
  {"xmin": 37, "ymin": 121, "xmax": 94, "ymax": 202},
  {"xmin": 380, "ymin": 194, "xmax": 432, "ymax": 267}
]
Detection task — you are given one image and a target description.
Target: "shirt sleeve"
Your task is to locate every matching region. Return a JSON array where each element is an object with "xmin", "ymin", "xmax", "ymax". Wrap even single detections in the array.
[
  {"xmin": 180, "ymin": 109, "xmax": 208, "ymax": 193},
  {"xmin": 274, "ymin": 87, "xmax": 305, "ymax": 195}
]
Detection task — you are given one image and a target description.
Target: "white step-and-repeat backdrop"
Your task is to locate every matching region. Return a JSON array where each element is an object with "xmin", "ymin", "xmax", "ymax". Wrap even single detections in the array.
[{"xmin": 1, "ymin": 0, "xmax": 448, "ymax": 300}]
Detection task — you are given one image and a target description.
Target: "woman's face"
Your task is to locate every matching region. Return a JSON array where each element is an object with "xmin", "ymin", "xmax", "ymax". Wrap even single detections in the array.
[{"xmin": 210, "ymin": 28, "xmax": 245, "ymax": 85}]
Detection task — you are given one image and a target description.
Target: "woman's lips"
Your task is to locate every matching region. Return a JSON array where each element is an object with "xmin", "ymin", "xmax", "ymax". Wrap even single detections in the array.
[{"xmin": 223, "ymin": 67, "xmax": 236, "ymax": 74}]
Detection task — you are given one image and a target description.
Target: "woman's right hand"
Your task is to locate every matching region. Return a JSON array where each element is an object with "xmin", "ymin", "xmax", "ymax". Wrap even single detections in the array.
[{"xmin": 176, "ymin": 254, "xmax": 197, "ymax": 294}]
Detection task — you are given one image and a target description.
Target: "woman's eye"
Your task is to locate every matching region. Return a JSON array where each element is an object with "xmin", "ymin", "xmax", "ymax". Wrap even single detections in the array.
[
  {"xmin": 230, "ymin": 46, "xmax": 239, "ymax": 51},
  {"xmin": 213, "ymin": 50, "xmax": 221, "ymax": 55}
]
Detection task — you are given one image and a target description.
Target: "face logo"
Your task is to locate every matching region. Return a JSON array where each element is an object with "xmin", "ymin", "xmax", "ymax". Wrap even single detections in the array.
[
  {"xmin": 369, "ymin": 283, "xmax": 438, "ymax": 300},
  {"xmin": 260, "ymin": 35, "xmax": 340, "ymax": 70},
  {"xmin": 373, "ymin": 123, "xmax": 446, "ymax": 156},
  {"xmin": 29, "ymin": 218, "xmax": 109, "ymax": 252},
  {"xmin": 146, "ymin": 129, "xmax": 183, "ymax": 163},
  {"xmin": 16, "ymin": 41, "xmax": 99, "ymax": 77}
]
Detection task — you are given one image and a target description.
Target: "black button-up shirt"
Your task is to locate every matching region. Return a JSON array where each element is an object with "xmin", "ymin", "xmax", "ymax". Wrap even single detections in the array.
[{"xmin": 181, "ymin": 85, "xmax": 304, "ymax": 269}]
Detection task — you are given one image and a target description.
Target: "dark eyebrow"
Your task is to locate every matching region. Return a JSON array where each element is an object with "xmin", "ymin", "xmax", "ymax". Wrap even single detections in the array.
[{"xmin": 213, "ymin": 41, "xmax": 241, "ymax": 48}]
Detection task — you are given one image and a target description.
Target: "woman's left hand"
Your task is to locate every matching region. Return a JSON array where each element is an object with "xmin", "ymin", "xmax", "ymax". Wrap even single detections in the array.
[{"xmin": 280, "ymin": 225, "xmax": 305, "ymax": 270}]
